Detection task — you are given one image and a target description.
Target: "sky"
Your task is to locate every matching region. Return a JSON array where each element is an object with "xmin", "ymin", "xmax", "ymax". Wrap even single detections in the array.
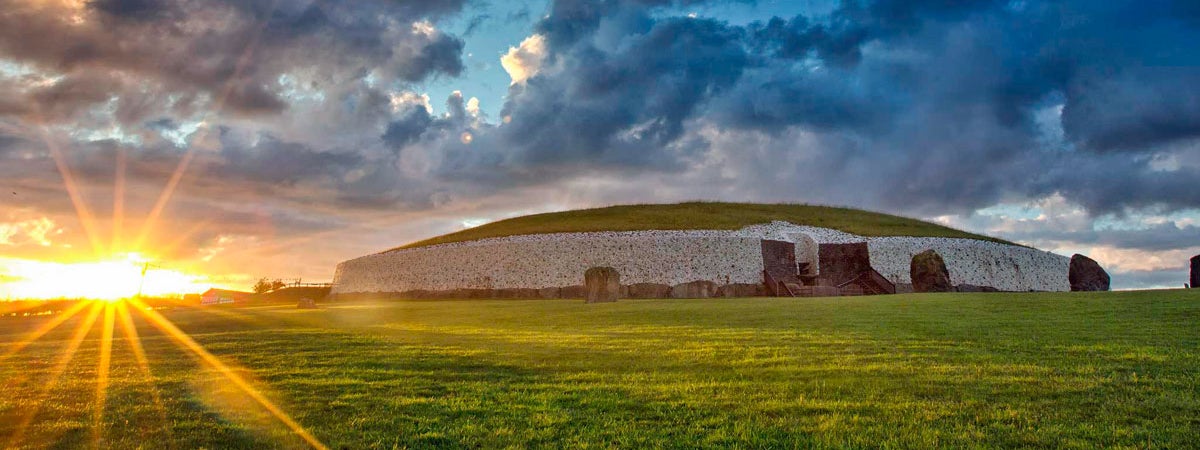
[{"xmin": 0, "ymin": 0, "xmax": 1198, "ymax": 296}]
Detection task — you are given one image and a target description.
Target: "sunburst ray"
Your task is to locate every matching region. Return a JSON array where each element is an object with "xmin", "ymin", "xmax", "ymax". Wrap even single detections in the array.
[
  {"xmin": 33, "ymin": 112, "xmax": 105, "ymax": 258},
  {"xmin": 92, "ymin": 302, "xmax": 116, "ymax": 447},
  {"xmin": 6, "ymin": 301, "xmax": 103, "ymax": 449},
  {"xmin": 132, "ymin": 1, "xmax": 278, "ymax": 253},
  {"xmin": 115, "ymin": 301, "xmax": 173, "ymax": 448},
  {"xmin": 128, "ymin": 299, "xmax": 327, "ymax": 449},
  {"xmin": 0, "ymin": 300, "xmax": 92, "ymax": 362},
  {"xmin": 112, "ymin": 147, "xmax": 127, "ymax": 253}
]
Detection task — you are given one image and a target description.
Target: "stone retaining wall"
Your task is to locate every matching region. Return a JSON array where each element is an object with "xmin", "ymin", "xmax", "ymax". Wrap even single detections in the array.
[
  {"xmin": 866, "ymin": 237, "xmax": 1069, "ymax": 292},
  {"xmin": 331, "ymin": 222, "xmax": 1070, "ymax": 295},
  {"xmin": 332, "ymin": 235, "xmax": 763, "ymax": 294}
]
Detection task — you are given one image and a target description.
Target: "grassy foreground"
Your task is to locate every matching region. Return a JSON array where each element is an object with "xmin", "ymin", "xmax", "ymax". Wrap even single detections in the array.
[
  {"xmin": 396, "ymin": 202, "xmax": 1010, "ymax": 249},
  {"xmin": 2, "ymin": 290, "xmax": 1198, "ymax": 449}
]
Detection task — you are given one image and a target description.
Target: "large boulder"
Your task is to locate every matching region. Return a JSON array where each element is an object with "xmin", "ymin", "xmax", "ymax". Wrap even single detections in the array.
[
  {"xmin": 1191, "ymin": 255, "xmax": 1199, "ymax": 288},
  {"xmin": 584, "ymin": 267, "xmax": 620, "ymax": 303},
  {"xmin": 670, "ymin": 281, "xmax": 718, "ymax": 298},
  {"xmin": 1069, "ymin": 254, "xmax": 1110, "ymax": 292},
  {"xmin": 910, "ymin": 250, "xmax": 953, "ymax": 293}
]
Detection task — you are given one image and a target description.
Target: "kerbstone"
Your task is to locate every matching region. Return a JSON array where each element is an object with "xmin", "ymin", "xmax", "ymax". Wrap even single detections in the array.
[
  {"xmin": 911, "ymin": 250, "xmax": 953, "ymax": 293},
  {"xmin": 1069, "ymin": 254, "xmax": 1110, "ymax": 292},
  {"xmin": 1190, "ymin": 255, "xmax": 1199, "ymax": 288},
  {"xmin": 585, "ymin": 267, "xmax": 620, "ymax": 303}
]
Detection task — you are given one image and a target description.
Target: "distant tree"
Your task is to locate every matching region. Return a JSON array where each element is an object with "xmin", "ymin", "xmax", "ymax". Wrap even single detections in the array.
[
  {"xmin": 254, "ymin": 278, "xmax": 289, "ymax": 293},
  {"xmin": 253, "ymin": 278, "xmax": 273, "ymax": 294}
]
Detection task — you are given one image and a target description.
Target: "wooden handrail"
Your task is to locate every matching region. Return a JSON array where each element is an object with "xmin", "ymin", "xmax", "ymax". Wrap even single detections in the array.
[{"xmin": 763, "ymin": 270, "xmax": 796, "ymax": 297}]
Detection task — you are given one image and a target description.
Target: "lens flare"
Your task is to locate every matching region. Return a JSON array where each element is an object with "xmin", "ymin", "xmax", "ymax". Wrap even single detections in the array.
[{"xmin": 0, "ymin": 253, "xmax": 209, "ymax": 300}]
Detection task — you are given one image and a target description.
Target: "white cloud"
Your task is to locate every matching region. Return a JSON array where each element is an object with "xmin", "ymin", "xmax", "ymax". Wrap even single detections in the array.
[
  {"xmin": 197, "ymin": 234, "xmax": 260, "ymax": 262},
  {"xmin": 0, "ymin": 216, "xmax": 58, "ymax": 247},
  {"xmin": 390, "ymin": 91, "xmax": 432, "ymax": 113},
  {"xmin": 411, "ymin": 20, "xmax": 438, "ymax": 38},
  {"xmin": 466, "ymin": 97, "xmax": 480, "ymax": 117},
  {"xmin": 501, "ymin": 34, "xmax": 547, "ymax": 85},
  {"xmin": 1088, "ymin": 245, "xmax": 1200, "ymax": 273}
]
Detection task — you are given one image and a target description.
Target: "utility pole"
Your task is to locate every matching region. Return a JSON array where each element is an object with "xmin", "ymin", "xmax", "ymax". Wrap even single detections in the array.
[{"xmin": 136, "ymin": 261, "xmax": 162, "ymax": 299}]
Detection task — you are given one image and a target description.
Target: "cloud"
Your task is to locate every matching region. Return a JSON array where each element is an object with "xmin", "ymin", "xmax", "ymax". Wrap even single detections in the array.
[
  {"xmin": 0, "ymin": 215, "xmax": 59, "ymax": 247},
  {"xmin": 501, "ymin": 34, "xmax": 548, "ymax": 85},
  {"xmin": 1, "ymin": 0, "xmax": 1199, "ymax": 290},
  {"xmin": 474, "ymin": 0, "xmax": 1200, "ymax": 217},
  {"xmin": 0, "ymin": 0, "xmax": 468, "ymax": 122}
]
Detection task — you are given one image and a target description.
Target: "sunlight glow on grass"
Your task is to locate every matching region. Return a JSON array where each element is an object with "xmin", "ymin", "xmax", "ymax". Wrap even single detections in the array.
[
  {"xmin": 6, "ymin": 302, "xmax": 102, "ymax": 449},
  {"xmin": 127, "ymin": 298, "xmax": 329, "ymax": 450},
  {"xmin": 0, "ymin": 298, "xmax": 326, "ymax": 449},
  {"xmin": 2, "ymin": 292, "xmax": 1197, "ymax": 448}
]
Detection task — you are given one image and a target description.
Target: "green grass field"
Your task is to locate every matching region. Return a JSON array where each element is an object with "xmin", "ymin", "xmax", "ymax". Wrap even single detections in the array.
[
  {"xmin": 2, "ymin": 290, "xmax": 1198, "ymax": 449},
  {"xmin": 396, "ymin": 202, "xmax": 1011, "ymax": 250}
]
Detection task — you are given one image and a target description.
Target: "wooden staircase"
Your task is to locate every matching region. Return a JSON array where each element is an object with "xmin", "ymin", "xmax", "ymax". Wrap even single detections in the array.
[
  {"xmin": 761, "ymin": 239, "xmax": 896, "ymax": 297},
  {"xmin": 762, "ymin": 240, "xmax": 809, "ymax": 297}
]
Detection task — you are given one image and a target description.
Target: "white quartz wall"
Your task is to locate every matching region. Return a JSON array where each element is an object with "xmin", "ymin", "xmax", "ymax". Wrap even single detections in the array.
[
  {"xmin": 734, "ymin": 222, "xmax": 1069, "ymax": 291},
  {"xmin": 332, "ymin": 222, "xmax": 1071, "ymax": 294},
  {"xmin": 866, "ymin": 238, "xmax": 1069, "ymax": 292},
  {"xmin": 332, "ymin": 234, "xmax": 764, "ymax": 294}
]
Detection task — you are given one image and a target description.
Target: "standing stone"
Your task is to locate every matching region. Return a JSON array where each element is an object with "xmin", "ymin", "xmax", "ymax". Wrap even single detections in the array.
[
  {"xmin": 1069, "ymin": 254, "xmax": 1110, "ymax": 292},
  {"xmin": 1191, "ymin": 255, "xmax": 1200, "ymax": 289},
  {"xmin": 910, "ymin": 249, "xmax": 953, "ymax": 293},
  {"xmin": 584, "ymin": 267, "xmax": 620, "ymax": 303},
  {"xmin": 817, "ymin": 242, "xmax": 872, "ymax": 286}
]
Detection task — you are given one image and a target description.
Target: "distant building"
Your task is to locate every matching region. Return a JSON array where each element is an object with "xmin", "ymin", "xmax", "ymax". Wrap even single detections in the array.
[{"xmin": 200, "ymin": 288, "xmax": 252, "ymax": 305}]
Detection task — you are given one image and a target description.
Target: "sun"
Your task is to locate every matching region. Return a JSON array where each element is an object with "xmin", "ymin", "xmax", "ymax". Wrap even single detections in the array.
[{"xmin": 0, "ymin": 253, "xmax": 208, "ymax": 300}]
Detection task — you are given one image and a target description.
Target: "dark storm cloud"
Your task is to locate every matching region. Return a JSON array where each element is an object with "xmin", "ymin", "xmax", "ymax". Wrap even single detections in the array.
[
  {"xmin": 0, "ymin": 0, "xmax": 467, "ymax": 120},
  {"xmin": 214, "ymin": 131, "xmax": 364, "ymax": 187},
  {"xmin": 504, "ymin": 16, "xmax": 749, "ymax": 168},
  {"xmin": 1062, "ymin": 68, "xmax": 1200, "ymax": 152},
  {"xmin": 387, "ymin": 0, "xmax": 1199, "ymax": 218},
  {"xmin": 382, "ymin": 105, "xmax": 435, "ymax": 150}
]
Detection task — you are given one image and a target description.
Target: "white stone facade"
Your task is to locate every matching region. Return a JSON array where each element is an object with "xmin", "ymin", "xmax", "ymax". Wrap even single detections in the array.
[
  {"xmin": 332, "ymin": 235, "xmax": 764, "ymax": 293},
  {"xmin": 331, "ymin": 222, "xmax": 1070, "ymax": 294},
  {"xmin": 865, "ymin": 237, "xmax": 1068, "ymax": 292}
]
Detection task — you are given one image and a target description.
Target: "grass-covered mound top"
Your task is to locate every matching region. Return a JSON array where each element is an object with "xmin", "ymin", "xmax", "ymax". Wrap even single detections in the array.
[{"xmin": 395, "ymin": 202, "xmax": 1012, "ymax": 250}]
